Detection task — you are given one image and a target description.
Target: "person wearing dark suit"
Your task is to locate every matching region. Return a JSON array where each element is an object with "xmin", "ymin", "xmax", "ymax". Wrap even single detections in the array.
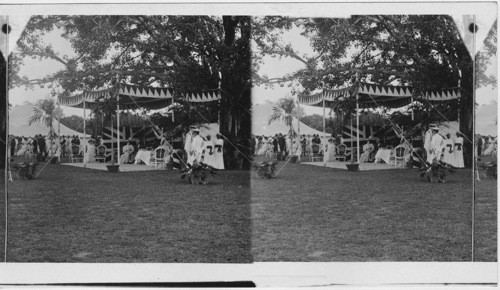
[
  {"xmin": 278, "ymin": 133, "xmax": 286, "ymax": 160},
  {"xmin": 477, "ymin": 134, "xmax": 483, "ymax": 156},
  {"xmin": 32, "ymin": 135, "xmax": 39, "ymax": 156},
  {"xmin": 9, "ymin": 135, "xmax": 16, "ymax": 157},
  {"xmin": 273, "ymin": 134, "xmax": 279, "ymax": 153},
  {"xmin": 38, "ymin": 135, "xmax": 46, "ymax": 161}
]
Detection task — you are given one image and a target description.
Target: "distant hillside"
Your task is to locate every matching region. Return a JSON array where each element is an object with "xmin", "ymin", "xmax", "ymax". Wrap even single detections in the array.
[
  {"xmin": 9, "ymin": 104, "xmax": 86, "ymax": 137},
  {"xmin": 476, "ymin": 102, "xmax": 497, "ymax": 136},
  {"xmin": 252, "ymin": 103, "xmax": 325, "ymax": 136}
]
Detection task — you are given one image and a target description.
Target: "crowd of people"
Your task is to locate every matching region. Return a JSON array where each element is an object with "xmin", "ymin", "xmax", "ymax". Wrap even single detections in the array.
[
  {"xmin": 476, "ymin": 134, "xmax": 497, "ymax": 157},
  {"xmin": 423, "ymin": 125, "xmax": 465, "ymax": 168},
  {"xmin": 249, "ymin": 123, "xmax": 482, "ymax": 170},
  {"xmin": 250, "ymin": 133, "xmax": 328, "ymax": 159},
  {"xmin": 183, "ymin": 127, "xmax": 225, "ymax": 170},
  {"xmin": 8, "ymin": 134, "xmax": 91, "ymax": 163}
]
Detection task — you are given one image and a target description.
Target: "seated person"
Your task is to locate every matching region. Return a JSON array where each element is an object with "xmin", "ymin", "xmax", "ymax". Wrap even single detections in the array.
[
  {"xmin": 359, "ymin": 140, "xmax": 375, "ymax": 163},
  {"xmin": 120, "ymin": 141, "xmax": 135, "ymax": 164}
]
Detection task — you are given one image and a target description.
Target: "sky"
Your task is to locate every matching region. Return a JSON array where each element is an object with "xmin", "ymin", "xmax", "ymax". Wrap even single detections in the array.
[{"xmin": 8, "ymin": 14, "xmax": 498, "ymax": 120}]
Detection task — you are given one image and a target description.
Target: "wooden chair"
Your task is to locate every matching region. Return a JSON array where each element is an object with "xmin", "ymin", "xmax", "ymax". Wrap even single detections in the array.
[
  {"xmin": 394, "ymin": 145, "xmax": 406, "ymax": 168},
  {"xmin": 70, "ymin": 145, "xmax": 83, "ymax": 163},
  {"xmin": 154, "ymin": 148, "xmax": 166, "ymax": 169},
  {"xmin": 310, "ymin": 143, "xmax": 322, "ymax": 162},
  {"xmin": 95, "ymin": 145, "xmax": 107, "ymax": 163},
  {"xmin": 334, "ymin": 144, "xmax": 347, "ymax": 162}
]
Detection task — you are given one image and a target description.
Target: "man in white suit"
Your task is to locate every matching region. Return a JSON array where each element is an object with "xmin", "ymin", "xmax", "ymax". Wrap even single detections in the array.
[
  {"xmin": 429, "ymin": 126, "xmax": 445, "ymax": 163},
  {"xmin": 191, "ymin": 129, "xmax": 205, "ymax": 163}
]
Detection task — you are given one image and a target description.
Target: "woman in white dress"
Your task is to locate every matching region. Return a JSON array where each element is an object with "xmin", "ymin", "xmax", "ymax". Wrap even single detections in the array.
[
  {"xmin": 17, "ymin": 137, "xmax": 29, "ymax": 156},
  {"xmin": 483, "ymin": 136, "xmax": 496, "ymax": 155},
  {"xmin": 324, "ymin": 138, "xmax": 335, "ymax": 162},
  {"xmin": 50, "ymin": 140, "xmax": 61, "ymax": 163},
  {"xmin": 442, "ymin": 133, "xmax": 455, "ymax": 166},
  {"xmin": 360, "ymin": 141, "xmax": 374, "ymax": 163},
  {"xmin": 257, "ymin": 137, "xmax": 267, "ymax": 155},
  {"xmin": 214, "ymin": 134, "xmax": 225, "ymax": 170},
  {"xmin": 85, "ymin": 139, "xmax": 96, "ymax": 163},
  {"xmin": 453, "ymin": 132, "xmax": 464, "ymax": 168},
  {"xmin": 203, "ymin": 135, "xmax": 215, "ymax": 167}
]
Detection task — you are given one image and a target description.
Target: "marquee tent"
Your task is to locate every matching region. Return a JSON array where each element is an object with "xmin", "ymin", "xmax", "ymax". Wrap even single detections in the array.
[
  {"xmin": 57, "ymin": 83, "xmax": 222, "ymax": 166},
  {"xmin": 298, "ymin": 82, "xmax": 462, "ymax": 163}
]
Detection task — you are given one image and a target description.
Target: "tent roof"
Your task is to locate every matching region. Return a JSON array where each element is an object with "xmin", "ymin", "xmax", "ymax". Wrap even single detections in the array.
[
  {"xmin": 9, "ymin": 104, "xmax": 87, "ymax": 138},
  {"xmin": 58, "ymin": 84, "xmax": 221, "ymax": 110},
  {"xmin": 252, "ymin": 103, "xmax": 325, "ymax": 136},
  {"xmin": 298, "ymin": 82, "xmax": 461, "ymax": 109}
]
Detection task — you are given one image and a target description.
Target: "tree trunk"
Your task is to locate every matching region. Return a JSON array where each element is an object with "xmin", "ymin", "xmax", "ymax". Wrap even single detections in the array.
[
  {"xmin": 220, "ymin": 16, "xmax": 251, "ymax": 139},
  {"xmin": 0, "ymin": 50, "xmax": 6, "ymax": 168},
  {"xmin": 459, "ymin": 68, "xmax": 474, "ymax": 168}
]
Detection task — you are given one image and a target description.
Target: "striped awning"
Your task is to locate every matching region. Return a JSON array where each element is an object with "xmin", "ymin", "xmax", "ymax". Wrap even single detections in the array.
[
  {"xmin": 298, "ymin": 82, "xmax": 461, "ymax": 109},
  {"xmin": 58, "ymin": 84, "xmax": 221, "ymax": 110}
]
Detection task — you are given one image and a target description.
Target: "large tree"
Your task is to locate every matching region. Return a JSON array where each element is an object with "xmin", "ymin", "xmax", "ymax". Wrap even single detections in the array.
[
  {"xmin": 253, "ymin": 15, "xmax": 497, "ymax": 167},
  {"xmin": 11, "ymin": 15, "xmax": 251, "ymax": 139}
]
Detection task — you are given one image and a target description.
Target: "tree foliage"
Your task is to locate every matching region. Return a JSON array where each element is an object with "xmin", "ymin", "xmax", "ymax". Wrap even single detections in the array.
[
  {"xmin": 12, "ymin": 15, "xmax": 251, "ymax": 138},
  {"xmin": 253, "ymin": 15, "xmax": 496, "ymax": 166}
]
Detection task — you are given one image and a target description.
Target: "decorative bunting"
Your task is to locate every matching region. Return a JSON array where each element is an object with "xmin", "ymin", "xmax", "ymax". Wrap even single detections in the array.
[
  {"xmin": 298, "ymin": 82, "xmax": 461, "ymax": 109},
  {"xmin": 58, "ymin": 84, "xmax": 221, "ymax": 110}
]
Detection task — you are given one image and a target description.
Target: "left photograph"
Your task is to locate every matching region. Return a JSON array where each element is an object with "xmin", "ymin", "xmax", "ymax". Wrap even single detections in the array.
[{"xmin": 6, "ymin": 15, "xmax": 252, "ymax": 262}]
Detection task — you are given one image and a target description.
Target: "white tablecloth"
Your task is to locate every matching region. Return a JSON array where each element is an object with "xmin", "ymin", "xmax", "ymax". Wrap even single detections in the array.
[
  {"xmin": 375, "ymin": 149, "xmax": 393, "ymax": 164},
  {"xmin": 135, "ymin": 150, "xmax": 154, "ymax": 166}
]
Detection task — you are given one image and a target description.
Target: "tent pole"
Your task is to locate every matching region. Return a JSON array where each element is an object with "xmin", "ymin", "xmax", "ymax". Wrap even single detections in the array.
[
  {"xmin": 356, "ymin": 94, "xmax": 360, "ymax": 163},
  {"xmin": 411, "ymin": 96, "xmax": 414, "ymax": 121},
  {"xmin": 57, "ymin": 102, "xmax": 61, "ymax": 138},
  {"xmin": 297, "ymin": 99, "xmax": 301, "ymax": 162},
  {"xmin": 117, "ymin": 92, "xmax": 121, "ymax": 165},
  {"xmin": 323, "ymin": 98, "xmax": 326, "ymax": 166},
  {"xmin": 83, "ymin": 98, "xmax": 86, "ymax": 168}
]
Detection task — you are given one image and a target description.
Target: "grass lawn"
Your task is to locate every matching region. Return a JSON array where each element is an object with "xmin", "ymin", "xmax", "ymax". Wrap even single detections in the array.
[
  {"xmin": 6, "ymin": 162, "xmax": 251, "ymax": 263},
  {"xmin": 252, "ymin": 157, "xmax": 497, "ymax": 262},
  {"xmin": 0, "ymin": 170, "xmax": 4, "ymax": 261}
]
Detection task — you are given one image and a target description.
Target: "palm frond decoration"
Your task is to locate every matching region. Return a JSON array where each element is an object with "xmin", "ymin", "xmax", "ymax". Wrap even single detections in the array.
[
  {"xmin": 268, "ymin": 97, "xmax": 297, "ymax": 140},
  {"xmin": 419, "ymin": 160, "xmax": 456, "ymax": 183}
]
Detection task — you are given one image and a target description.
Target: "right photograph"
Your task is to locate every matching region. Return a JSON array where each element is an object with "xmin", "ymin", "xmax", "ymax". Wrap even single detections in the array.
[{"xmin": 251, "ymin": 15, "xmax": 497, "ymax": 262}]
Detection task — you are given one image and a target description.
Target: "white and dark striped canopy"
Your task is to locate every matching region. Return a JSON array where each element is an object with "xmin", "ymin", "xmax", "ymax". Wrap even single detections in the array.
[
  {"xmin": 58, "ymin": 84, "xmax": 221, "ymax": 110},
  {"xmin": 298, "ymin": 82, "xmax": 461, "ymax": 109}
]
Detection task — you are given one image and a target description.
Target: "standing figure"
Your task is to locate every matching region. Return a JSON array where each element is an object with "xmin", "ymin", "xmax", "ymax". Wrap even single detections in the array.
[
  {"xmin": 9, "ymin": 135, "xmax": 16, "ymax": 158},
  {"xmin": 477, "ymin": 134, "xmax": 483, "ymax": 156},
  {"xmin": 85, "ymin": 139, "xmax": 96, "ymax": 163},
  {"xmin": 184, "ymin": 127, "xmax": 195, "ymax": 165},
  {"xmin": 38, "ymin": 135, "xmax": 46, "ymax": 161},
  {"xmin": 424, "ymin": 124, "xmax": 434, "ymax": 164},
  {"xmin": 429, "ymin": 127, "xmax": 445, "ymax": 163},
  {"xmin": 190, "ymin": 129, "xmax": 204, "ymax": 164},
  {"xmin": 454, "ymin": 132, "xmax": 464, "ymax": 168},
  {"xmin": 214, "ymin": 134, "xmax": 225, "ymax": 170},
  {"xmin": 324, "ymin": 138, "xmax": 335, "ymax": 162},
  {"xmin": 60, "ymin": 135, "xmax": 67, "ymax": 158},
  {"xmin": 203, "ymin": 135, "xmax": 215, "ymax": 167},
  {"xmin": 50, "ymin": 140, "xmax": 61, "ymax": 163},
  {"xmin": 442, "ymin": 133, "xmax": 455, "ymax": 166}
]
